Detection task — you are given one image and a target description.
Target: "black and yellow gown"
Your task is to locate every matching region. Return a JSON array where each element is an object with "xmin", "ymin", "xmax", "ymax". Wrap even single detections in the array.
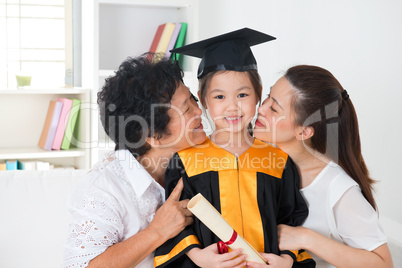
[{"xmin": 154, "ymin": 137, "xmax": 314, "ymax": 267}]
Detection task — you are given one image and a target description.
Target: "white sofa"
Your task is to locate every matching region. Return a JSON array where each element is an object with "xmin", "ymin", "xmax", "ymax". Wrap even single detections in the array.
[
  {"xmin": 0, "ymin": 169, "xmax": 401, "ymax": 268},
  {"xmin": 0, "ymin": 169, "xmax": 88, "ymax": 268}
]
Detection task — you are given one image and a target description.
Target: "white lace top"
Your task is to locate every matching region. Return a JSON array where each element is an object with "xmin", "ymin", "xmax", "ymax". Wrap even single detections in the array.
[{"xmin": 63, "ymin": 150, "xmax": 165, "ymax": 268}]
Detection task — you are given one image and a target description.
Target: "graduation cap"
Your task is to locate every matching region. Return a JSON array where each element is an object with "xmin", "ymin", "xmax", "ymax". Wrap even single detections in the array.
[{"xmin": 170, "ymin": 28, "xmax": 276, "ymax": 78}]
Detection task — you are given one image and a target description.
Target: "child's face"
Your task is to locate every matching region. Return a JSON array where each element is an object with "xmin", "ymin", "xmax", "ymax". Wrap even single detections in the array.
[{"xmin": 204, "ymin": 71, "xmax": 258, "ymax": 133}]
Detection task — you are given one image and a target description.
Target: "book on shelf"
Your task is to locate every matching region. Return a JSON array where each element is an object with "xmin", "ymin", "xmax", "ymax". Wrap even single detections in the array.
[
  {"xmin": 155, "ymin": 22, "xmax": 176, "ymax": 57},
  {"xmin": 18, "ymin": 160, "xmax": 37, "ymax": 170},
  {"xmin": 61, "ymin": 98, "xmax": 81, "ymax": 150},
  {"xmin": 38, "ymin": 100, "xmax": 63, "ymax": 151},
  {"xmin": 148, "ymin": 23, "xmax": 166, "ymax": 59},
  {"xmin": 164, "ymin": 23, "xmax": 182, "ymax": 59},
  {"xmin": 0, "ymin": 161, "xmax": 7, "ymax": 171},
  {"xmin": 6, "ymin": 160, "xmax": 18, "ymax": 170},
  {"xmin": 0, "ymin": 159, "xmax": 75, "ymax": 171},
  {"xmin": 52, "ymin": 98, "xmax": 73, "ymax": 150},
  {"xmin": 149, "ymin": 22, "xmax": 187, "ymax": 62},
  {"xmin": 35, "ymin": 161, "xmax": 51, "ymax": 170},
  {"xmin": 171, "ymin": 22, "xmax": 188, "ymax": 62}
]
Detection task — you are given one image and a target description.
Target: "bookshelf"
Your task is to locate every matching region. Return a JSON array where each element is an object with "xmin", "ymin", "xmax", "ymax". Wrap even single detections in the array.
[
  {"xmin": 82, "ymin": 0, "xmax": 200, "ymax": 166},
  {"xmin": 0, "ymin": 88, "xmax": 91, "ymax": 169}
]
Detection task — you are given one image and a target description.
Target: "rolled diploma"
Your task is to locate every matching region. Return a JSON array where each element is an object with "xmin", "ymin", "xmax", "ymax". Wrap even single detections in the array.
[{"xmin": 187, "ymin": 193, "xmax": 267, "ymax": 264}]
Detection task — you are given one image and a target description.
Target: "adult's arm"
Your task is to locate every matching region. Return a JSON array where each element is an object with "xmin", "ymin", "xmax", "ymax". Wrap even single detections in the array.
[
  {"xmin": 154, "ymin": 153, "xmax": 203, "ymax": 267},
  {"xmin": 278, "ymin": 225, "xmax": 393, "ymax": 268},
  {"xmin": 276, "ymin": 157, "xmax": 315, "ymax": 267},
  {"xmin": 87, "ymin": 179, "xmax": 193, "ymax": 268},
  {"xmin": 278, "ymin": 186, "xmax": 394, "ymax": 268}
]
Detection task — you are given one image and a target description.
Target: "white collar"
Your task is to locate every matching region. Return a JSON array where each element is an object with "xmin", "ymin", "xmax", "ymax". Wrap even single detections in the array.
[{"xmin": 115, "ymin": 149, "xmax": 165, "ymax": 199}]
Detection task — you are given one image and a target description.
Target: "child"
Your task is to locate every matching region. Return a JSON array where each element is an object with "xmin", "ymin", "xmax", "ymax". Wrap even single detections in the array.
[{"xmin": 154, "ymin": 28, "xmax": 315, "ymax": 268}]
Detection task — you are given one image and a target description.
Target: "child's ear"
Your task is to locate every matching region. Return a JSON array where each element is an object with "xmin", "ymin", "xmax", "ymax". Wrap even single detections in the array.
[{"xmin": 295, "ymin": 126, "xmax": 314, "ymax": 141}]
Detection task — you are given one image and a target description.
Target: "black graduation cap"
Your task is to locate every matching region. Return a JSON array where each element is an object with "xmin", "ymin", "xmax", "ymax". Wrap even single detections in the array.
[{"xmin": 170, "ymin": 28, "xmax": 276, "ymax": 78}]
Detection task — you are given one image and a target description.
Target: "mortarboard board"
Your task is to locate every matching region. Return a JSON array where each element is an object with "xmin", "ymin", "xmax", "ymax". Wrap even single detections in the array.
[{"xmin": 170, "ymin": 28, "xmax": 276, "ymax": 78}]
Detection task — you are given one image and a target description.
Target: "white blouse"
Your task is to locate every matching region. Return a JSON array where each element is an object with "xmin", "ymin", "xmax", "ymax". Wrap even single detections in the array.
[
  {"xmin": 63, "ymin": 150, "xmax": 165, "ymax": 268},
  {"xmin": 300, "ymin": 161, "xmax": 387, "ymax": 268}
]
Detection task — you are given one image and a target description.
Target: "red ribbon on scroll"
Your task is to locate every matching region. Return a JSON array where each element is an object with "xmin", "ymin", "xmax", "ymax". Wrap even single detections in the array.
[{"xmin": 217, "ymin": 230, "xmax": 238, "ymax": 254}]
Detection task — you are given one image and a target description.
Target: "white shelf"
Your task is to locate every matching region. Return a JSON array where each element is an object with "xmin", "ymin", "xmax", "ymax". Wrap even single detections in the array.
[
  {"xmin": 0, "ymin": 147, "xmax": 86, "ymax": 160},
  {"xmin": 83, "ymin": 0, "xmax": 199, "ymax": 167},
  {"xmin": 99, "ymin": 0, "xmax": 191, "ymax": 8},
  {"xmin": 0, "ymin": 87, "xmax": 91, "ymax": 169},
  {"xmin": 0, "ymin": 88, "xmax": 90, "ymax": 95}
]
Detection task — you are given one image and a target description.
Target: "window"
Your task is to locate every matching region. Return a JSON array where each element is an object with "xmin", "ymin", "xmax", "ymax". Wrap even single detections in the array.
[{"xmin": 0, "ymin": 0, "xmax": 72, "ymax": 89}]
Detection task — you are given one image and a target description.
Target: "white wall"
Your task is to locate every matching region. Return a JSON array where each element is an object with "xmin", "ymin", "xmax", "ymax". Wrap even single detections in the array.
[{"xmin": 198, "ymin": 0, "xmax": 402, "ymax": 224}]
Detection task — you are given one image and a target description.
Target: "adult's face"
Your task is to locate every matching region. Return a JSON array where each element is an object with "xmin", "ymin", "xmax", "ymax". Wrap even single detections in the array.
[
  {"xmin": 254, "ymin": 76, "xmax": 297, "ymax": 145},
  {"xmin": 158, "ymin": 82, "xmax": 206, "ymax": 151}
]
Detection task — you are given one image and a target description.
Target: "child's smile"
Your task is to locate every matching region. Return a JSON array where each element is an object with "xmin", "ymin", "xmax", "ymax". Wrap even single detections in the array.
[{"xmin": 205, "ymin": 71, "xmax": 258, "ymax": 134}]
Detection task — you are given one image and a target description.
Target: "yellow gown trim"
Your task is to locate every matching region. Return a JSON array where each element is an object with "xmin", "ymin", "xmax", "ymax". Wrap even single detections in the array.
[{"xmin": 154, "ymin": 235, "xmax": 200, "ymax": 267}]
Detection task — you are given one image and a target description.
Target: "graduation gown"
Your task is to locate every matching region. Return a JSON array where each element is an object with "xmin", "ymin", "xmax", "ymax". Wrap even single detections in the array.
[{"xmin": 155, "ymin": 138, "xmax": 315, "ymax": 267}]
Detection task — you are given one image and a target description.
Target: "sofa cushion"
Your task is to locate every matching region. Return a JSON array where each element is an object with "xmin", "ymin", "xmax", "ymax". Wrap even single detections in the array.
[{"xmin": 0, "ymin": 169, "xmax": 88, "ymax": 268}]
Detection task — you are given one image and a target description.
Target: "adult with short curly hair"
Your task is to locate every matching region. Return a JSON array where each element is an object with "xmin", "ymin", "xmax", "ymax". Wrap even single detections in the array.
[{"xmin": 63, "ymin": 54, "xmax": 206, "ymax": 268}]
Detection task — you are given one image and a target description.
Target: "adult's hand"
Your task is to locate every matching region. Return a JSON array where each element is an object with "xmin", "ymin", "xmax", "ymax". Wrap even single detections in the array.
[
  {"xmin": 149, "ymin": 178, "xmax": 194, "ymax": 241},
  {"xmin": 277, "ymin": 224, "xmax": 306, "ymax": 251}
]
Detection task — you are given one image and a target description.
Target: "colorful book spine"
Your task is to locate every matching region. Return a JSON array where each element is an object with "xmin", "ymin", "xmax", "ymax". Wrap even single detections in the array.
[
  {"xmin": 60, "ymin": 99, "xmax": 81, "ymax": 150},
  {"xmin": 155, "ymin": 22, "xmax": 176, "ymax": 56},
  {"xmin": 0, "ymin": 160, "xmax": 65, "ymax": 170},
  {"xmin": 171, "ymin": 22, "xmax": 188, "ymax": 61},
  {"xmin": 0, "ymin": 161, "xmax": 6, "ymax": 171},
  {"xmin": 165, "ymin": 23, "xmax": 182, "ymax": 59},
  {"xmin": 149, "ymin": 23, "xmax": 166, "ymax": 55},
  {"xmin": 38, "ymin": 101, "xmax": 56, "ymax": 150},
  {"xmin": 38, "ymin": 100, "xmax": 63, "ymax": 151},
  {"xmin": 52, "ymin": 98, "xmax": 73, "ymax": 150},
  {"xmin": 6, "ymin": 160, "xmax": 18, "ymax": 170},
  {"xmin": 45, "ymin": 101, "xmax": 63, "ymax": 150}
]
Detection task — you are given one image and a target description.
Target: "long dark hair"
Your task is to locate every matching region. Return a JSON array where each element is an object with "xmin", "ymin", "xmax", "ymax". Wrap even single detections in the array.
[{"xmin": 285, "ymin": 65, "xmax": 377, "ymax": 209}]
